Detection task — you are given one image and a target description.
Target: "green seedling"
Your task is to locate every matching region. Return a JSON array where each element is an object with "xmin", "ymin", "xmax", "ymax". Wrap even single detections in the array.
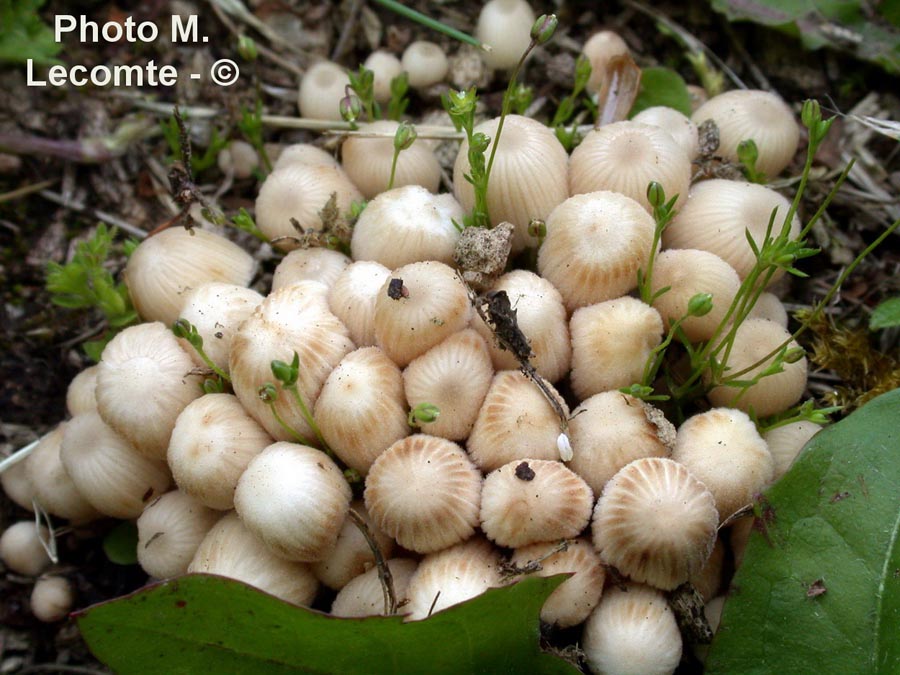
[
  {"xmin": 408, "ymin": 402, "xmax": 440, "ymax": 428},
  {"xmin": 737, "ymin": 138, "xmax": 766, "ymax": 183},
  {"xmin": 349, "ymin": 66, "xmax": 380, "ymax": 122},
  {"xmin": 551, "ymin": 54, "xmax": 592, "ymax": 151},
  {"xmin": 172, "ymin": 318, "xmax": 230, "ymax": 384},
  {"xmin": 238, "ymin": 98, "xmax": 272, "ymax": 173},
  {"xmin": 270, "ymin": 353, "xmax": 330, "ymax": 453},
  {"xmin": 387, "ymin": 72, "xmax": 410, "ymax": 121},
  {"xmin": 388, "ymin": 122, "xmax": 418, "ymax": 191}
]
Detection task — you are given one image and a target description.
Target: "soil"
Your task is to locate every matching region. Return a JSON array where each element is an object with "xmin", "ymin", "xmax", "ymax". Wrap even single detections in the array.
[{"xmin": 1, "ymin": 0, "xmax": 898, "ymax": 673}]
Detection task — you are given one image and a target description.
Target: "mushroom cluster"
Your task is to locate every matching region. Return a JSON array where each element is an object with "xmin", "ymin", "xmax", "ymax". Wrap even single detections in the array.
[{"xmin": 1, "ymin": 12, "xmax": 821, "ymax": 675}]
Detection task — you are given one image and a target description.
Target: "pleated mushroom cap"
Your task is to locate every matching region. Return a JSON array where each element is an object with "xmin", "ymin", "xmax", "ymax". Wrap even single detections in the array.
[
  {"xmin": 663, "ymin": 179, "xmax": 801, "ymax": 284},
  {"xmin": 66, "ymin": 364, "xmax": 99, "ymax": 416},
  {"xmin": 466, "ymin": 370, "xmax": 569, "ymax": 472},
  {"xmin": 297, "ymin": 61, "xmax": 350, "ymax": 121},
  {"xmin": 763, "ymin": 420, "xmax": 821, "ymax": 481},
  {"xmin": 591, "ymin": 457, "xmax": 718, "ymax": 590},
  {"xmin": 538, "ymin": 191, "xmax": 656, "ymax": 312},
  {"xmin": 271, "ymin": 248, "xmax": 351, "ymax": 292},
  {"xmin": 373, "ymin": 261, "xmax": 471, "ymax": 367},
  {"xmin": 633, "ymin": 106, "xmax": 700, "ymax": 160},
  {"xmin": 124, "ymin": 227, "xmax": 256, "ymax": 327},
  {"xmin": 331, "ymin": 558, "xmax": 418, "ymax": 617},
  {"xmin": 569, "ymin": 121, "xmax": 692, "ymax": 212},
  {"xmin": 567, "ymin": 392, "xmax": 674, "ymax": 496},
  {"xmin": 350, "ymin": 185, "xmax": 462, "ymax": 267},
  {"xmin": 189, "ymin": 512, "xmax": 319, "ymax": 606},
  {"xmin": 471, "ymin": 270, "xmax": 571, "ymax": 383},
  {"xmin": 402, "ymin": 329, "xmax": 494, "ymax": 441},
  {"xmin": 234, "ymin": 442, "xmax": 352, "ymax": 562},
  {"xmin": 454, "ymin": 115, "xmax": 569, "ymax": 252},
  {"xmin": 582, "ymin": 583, "xmax": 683, "ymax": 675},
  {"xmin": 692, "ymin": 89, "xmax": 799, "ymax": 177},
  {"xmin": 313, "ymin": 347, "xmax": 410, "ymax": 474},
  {"xmin": 342, "ymin": 123, "xmax": 442, "ymax": 199},
  {"xmin": 480, "ymin": 459, "xmax": 594, "ymax": 548},
  {"xmin": 405, "ymin": 537, "xmax": 503, "ymax": 621},
  {"xmin": 364, "ymin": 434, "xmax": 482, "ymax": 554},
  {"xmin": 328, "ymin": 260, "xmax": 392, "ymax": 347}
]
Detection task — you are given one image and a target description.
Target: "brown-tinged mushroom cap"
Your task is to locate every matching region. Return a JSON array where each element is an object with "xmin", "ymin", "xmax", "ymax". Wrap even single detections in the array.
[
  {"xmin": 537, "ymin": 192, "xmax": 656, "ymax": 312},
  {"xmin": 364, "ymin": 434, "xmax": 482, "ymax": 554},
  {"xmin": 581, "ymin": 30, "xmax": 629, "ymax": 93},
  {"xmin": 480, "ymin": 459, "xmax": 594, "ymax": 548},
  {"xmin": 328, "ymin": 260, "xmax": 392, "ymax": 347},
  {"xmin": 331, "ymin": 558, "xmax": 418, "ymax": 617},
  {"xmin": 591, "ymin": 457, "xmax": 718, "ymax": 590},
  {"xmin": 271, "ymin": 248, "xmax": 351, "ymax": 292}
]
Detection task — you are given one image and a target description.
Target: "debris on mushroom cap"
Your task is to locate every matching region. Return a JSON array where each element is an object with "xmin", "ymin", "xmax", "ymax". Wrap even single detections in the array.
[
  {"xmin": 581, "ymin": 30, "xmax": 630, "ymax": 93},
  {"xmin": 582, "ymin": 582, "xmax": 683, "ymax": 675},
  {"xmin": 331, "ymin": 558, "xmax": 418, "ymax": 617},
  {"xmin": 480, "ymin": 459, "xmax": 593, "ymax": 548},
  {"xmin": 364, "ymin": 434, "xmax": 482, "ymax": 554},
  {"xmin": 328, "ymin": 260, "xmax": 392, "ymax": 347},
  {"xmin": 592, "ymin": 457, "xmax": 718, "ymax": 590}
]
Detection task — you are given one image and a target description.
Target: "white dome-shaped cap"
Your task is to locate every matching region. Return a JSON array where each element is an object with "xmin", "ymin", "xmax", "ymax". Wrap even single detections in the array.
[{"xmin": 298, "ymin": 61, "xmax": 350, "ymax": 120}]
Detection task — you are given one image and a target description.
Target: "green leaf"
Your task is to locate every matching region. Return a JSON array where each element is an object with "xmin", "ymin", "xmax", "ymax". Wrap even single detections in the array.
[
  {"xmin": 629, "ymin": 67, "xmax": 692, "ymax": 117},
  {"xmin": 870, "ymin": 296, "xmax": 900, "ymax": 330},
  {"xmin": 102, "ymin": 521, "xmax": 139, "ymax": 566},
  {"xmin": 0, "ymin": 0, "xmax": 62, "ymax": 65},
  {"xmin": 77, "ymin": 573, "xmax": 580, "ymax": 675},
  {"xmin": 709, "ymin": 0, "xmax": 900, "ymax": 74},
  {"xmin": 706, "ymin": 387, "xmax": 900, "ymax": 674}
]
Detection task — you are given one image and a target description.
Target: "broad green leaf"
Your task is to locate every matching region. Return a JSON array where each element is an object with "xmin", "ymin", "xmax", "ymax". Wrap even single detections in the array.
[
  {"xmin": 102, "ymin": 521, "xmax": 138, "ymax": 565},
  {"xmin": 706, "ymin": 387, "xmax": 900, "ymax": 674},
  {"xmin": 709, "ymin": 0, "xmax": 900, "ymax": 74},
  {"xmin": 0, "ymin": 0, "xmax": 62, "ymax": 65},
  {"xmin": 870, "ymin": 296, "xmax": 900, "ymax": 330},
  {"xmin": 77, "ymin": 573, "xmax": 580, "ymax": 675},
  {"xmin": 630, "ymin": 67, "xmax": 692, "ymax": 117}
]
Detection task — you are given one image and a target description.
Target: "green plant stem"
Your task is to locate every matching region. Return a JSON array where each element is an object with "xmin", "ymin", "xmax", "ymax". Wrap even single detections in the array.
[
  {"xmin": 264, "ymin": 401, "xmax": 315, "ymax": 446},
  {"xmin": 388, "ymin": 146, "xmax": 401, "ymax": 191},
  {"xmin": 286, "ymin": 385, "xmax": 330, "ymax": 451},
  {"xmin": 371, "ymin": 0, "xmax": 490, "ymax": 51}
]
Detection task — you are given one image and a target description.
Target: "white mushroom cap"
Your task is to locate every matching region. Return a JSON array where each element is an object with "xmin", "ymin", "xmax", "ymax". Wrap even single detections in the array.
[
  {"xmin": 672, "ymin": 408, "xmax": 774, "ymax": 522},
  {"xmin": 466, "ymin": 370, "xmax": 569, "ymax": 472},
  {"xmin": 30, "ymin": 575, "xmax": 74, "ymax": 622},
  {"xmin": 363, "ymin": 50, "xmax": 404, "ymax": 103},
  {"xmin": 95, "ymin": 322, "xmax": 203, "ymax": 459},
  {"xmin": 60, "ymin": 413, "xmax": 171, "ymax": 519},
  {"xmin": 470, "ymin": 270, "xmax": 571, "ymax": 383},
  {"xmin": 298, "ymin": 61, "xmax": 350, "ymax": 120},
  {"xmin": 706, "ymin": 318, "xmax": 808, "ymax": 417},
  {"xmin": 592, "ymin": 457, "xmax": 718, "ymax": 590},
  {"xmin": 328, "ymin": 260, "xmax": 392, "ymax": 347},
  {"xmin": 271, "ymin": 247, "xmax": 351, "ymax": 292},
  {"xmin": 314, "ymin": 347, "xmax": 410, "ymax": 474},
  {"xmin": 0, "ymin": 457, "xmax": 35, "ymax": 512},
  {"xmin": 254, "ymin": 164, "xmax": 363, "ymax": 251},
  {"xmin": 124, "ymin": 227, "xmax": 256, "ymax": 326},
  {"xmin": 633, "ymin": 106, "xmax": 700, "ymax": 160},
  {"xmin": 690, "ymin": 535, "xmax": 725, "ymax": 603},
  {"xmin": 402, "ymin": 329, "xmax": 494, "ymax": 441},
  {"xmin": 364, "ymin": 434, "xmax": 482, "ymax": 554},
  {"xmin": 582, "ymin": 583, "xmax": 683, "ymax": 675},
  {"xmin": 331, "ymin": 558, "xmax": 418, "ymax": 617},
  {"xmin": 373, "ymin": 261, "xmax": 471, "ymax": 367},
  {"xmin": 167, "ymin": 393, "xmax": 273, "ymax": 510},
  {"xmin": 763, "ymin": 420, "xmax": 821, "ymax": 481},
  {"xmin": 0, "ymin": 521, "xmax": 51, "ymax": 576},
  {"xmin": 480, "ymin": 459, "xmax": 594, "ymax": 548},
  {"xmin": 234, "ymin": 442, "xmax": 352, "ymax": 562},
  {"xmin": 26, "ymin": 423, "xmax": 101, "ymax": 523},
  {"xmin": 229, "ymin": 281, "xmax": 354, "ymax": 442},
  {"xmin": 581, "ymin": 30, "xmax": 629, "ymax": 93},
  {"xmin": 569, "ymin": 297, "xmax": 664, "ymax": 400},
  {"xmin": 748, "ymin": 291, "xmax": 789, "ymax": 328},
  {"xmin": 454, "ymin": 115, "xmax": 569, "ymax": 252},
  {"xmin": 537, "ymin": 192, "xmax": 656, "ymax": 312},
  {"xmin": 663, "ymin": 179, "xmax": 801, "ymax": 284},
  {"xmin": 311, "ymin": 500, "xmax": 395, "ymax": 591},
  {"xmin": 342, "ymin": 122, "xmax": 442, "ymax": 199},
  {"xmin": 569, "ymin": 121, "xmax": 692, "ymax": 212},
  {"xmin": 350, "ymin": 186, "xmax": 462, "ymax": 267},
  {"xmin": 567, "ymin": 392, "xmax": 674, "ymax": 496},
  {"xmin": 176, "ymin": 282, "xmax": 264, "ymax": 375},
  {"xmin": 189, "ymin": 512, "xmax": 319, "ymax": 606},
  {"xmin": 217, "ymin": 140, "xmax": 259, "ymax": 179},
  {"xmin": 136, "ymin": 490, "xmax": 221, "ymax": 579},
  {"xmin": 401, "ymin": 41, "xmax": 448, "ymax": 89},
  {"xmin": 66, "ymin": 364, "xmax": 99, "ymax": 416},
  {"xmin": 475, "ymin": 0, "xmax": 535, "ymax": 70},
  {"xmin": 649, "ymin": 249, "xmax": 742, "ymax": 343},
  {"xmin": 273, "ymin": 143, "xmax": 340, "ymax": 171},
  {"xmin": 692, "ymin": 89, "xmax": 799, "ymax": 177},
  {"xmin": 405, "ymin": 537, "xmax": 503, "ymax": 620},
  {"xmin": 510, "ymin": 538, "xmax": 606, "ymax": 628}
]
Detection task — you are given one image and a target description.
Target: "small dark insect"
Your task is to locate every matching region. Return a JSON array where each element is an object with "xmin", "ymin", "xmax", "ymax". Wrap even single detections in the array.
[
  {"xmin": 387, "ymin": 278, "xmax": 408, "ymax": 300},
  {"xmin": 478, "ymin": 290, "xmax": 533, "ymax": 362},
  {"xmin": 515, "ymin": 461, "xmax": 536, "ymax": 481}
]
